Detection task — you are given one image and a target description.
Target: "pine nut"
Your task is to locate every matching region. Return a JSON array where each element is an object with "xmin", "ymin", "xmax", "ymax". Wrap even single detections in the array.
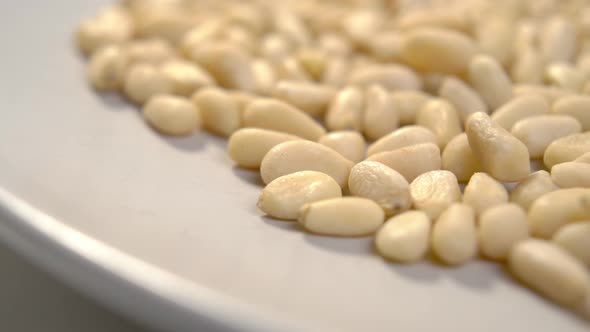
[
  {"xmin": 490, "ymin": 95, "xmax": 550, "ymax": 131},
  {"xmin": 552, "ymin": 222, "xmax": 590, "ymax": 267},
  {"xmin": 415, "ymin": 99, "xmax": 462, "ymax": 149},
  {"xmin": 87, "ymin": 45, "xmax": 129, "ymax": 91},
  {"xmin": 375, "ymin": 211, "xmax": 430, "ymax": 263},
  {"xmin": 479, "ymin": 203, "xmax": 529, "ymax": 260},
  {"xmin": 392, "ymin": 91, "xmax": 431, "ymax": 125},
  {"xmin": 551, "ymin": 162, "xmax": 590, "ymax": 188},
  {"xmin": 260, "ymin": 140, "xmax": 353, "ymax": 188},
  {"xmin": 463, "ymin": 172, "xmax": 508, "ymax": 215},
  {"xmin": 544, "ymin": 132, "xmax": 590, "ymax": 169},
  {"xmin": 258, "ymin": 171, "xmax": 342, "ymax": 220},
  {"xmin": 124, "ymin": 63, "xmax": 172, "ymax": 104},
  {"xmin": 191, "ymin": 87, "xmax": 241, "ymax": 137},
  {"xmin": 510, "ymin": 170, "xmax": 559, "ymax": 210},
  {"xmin": 438, "ymin": 76, "xmax": 488, "ymax": 123},
  {"xmin": 468, "ymin": 55, "xmax": 513, "ymax": 110},
  {"xmin": 432, "ymin": 203, "xmax": 478, "ymax": 265},
  {"xmin": 348, "ymin": 64, "xmax": 422, "ymax": 91},
  {"xmin": 298, "ymin": 197, "xmax": 384, "ymax": 237},
  {"xmin": 552, "ymin": 95, "xmax": 590, "ymax": 131},
  {"xmin": 529, "ymin": 188, "xmax": 590, "ymax": 238},
  {"xmin": 511, "ymin": 115, "xmax": 582, "ymax": 159},
  {"xmin": 325, "ymin": 86, "xmax": 364, "ymax": 131},
  {"xmin": 227, "ymin": 128, "xmax": 301, "ymax": 169},
  {"xmin": 318, "ymin": 131, "xmax": 366, "ymax": 163},
  {"xmin": 441, "ymin": 133, "xmax": 482, "ymax": 182},
  {"xmin": 466, "ymin": 112, "xmax": 530, "ymax": 182},
  {"xmin": 243, "ymin": 99, "xmax": 326, "ymax": 140},
  {"xmin": 348, "ymin": 161, "xmax": 411, "ymax": 216},
  {"xmin": 363, "ymin": 85, "xmax": 399, "ymax": 141},
  {"xmin": 367, "ymin": 143, "xmax": 441, "ymax": 182},
  {"xmin": 142, "ymin": 94, "xmax": 200, "ymax": 136},
  {"xmin": 410, "ymin": 170, "xmax": 461, "ymax": 220}
]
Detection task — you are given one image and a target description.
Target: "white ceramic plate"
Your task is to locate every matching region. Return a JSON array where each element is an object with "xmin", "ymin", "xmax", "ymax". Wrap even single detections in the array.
[{"xmin": 0, "ymin": 1, "xmax": 588, "ymax": 331}]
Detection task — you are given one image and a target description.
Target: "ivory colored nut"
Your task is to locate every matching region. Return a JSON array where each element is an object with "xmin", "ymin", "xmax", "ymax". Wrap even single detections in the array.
[
  {"xmin": 192, "ymin": 88, "xmax": 241, "ymax": 137},
  {"xmin": 126, "ymin": 38, "xmax": 174, "ymax": 65},
  {"xmin": 260, "ymin": 140, "xmax": 353, "ymax": 188},
  {"xmin": 541, "ymin": 16, "xmax": 577, "ymax": 63},
  {"xmin": 87, "ymin": 45, "xmax": 129, "ymax": 91},
  {"xmin": 325, "ymin": 86, "xmax": 365, "ymax": 131},
  {"xmin": 368, "ymin": 126, "xmax": 437, "ymax": 156},
  {"xmin": 479, "ymin": 203, "xmax": 529, "ymax": 260},
  {"xmin": 509, "ymin": 239, "xmax": 590, "ymax": 307},
  {"xmin": 510, "ymin": 170, "xmax": 558, "ymax": 210},
  {"xmin": 318, "ymin": 131, "xmax": 365, "ymax": 163},
  {"xmin": 124, "ymin": 63, "xmax": 172, "ymax": 104},
  {"xmin": 511, "ymin": 47, "xmax": 545, "ymax": 84},
  {"xmin": 466, "ymin": 112, "xmax": 530, "ymax": 182},
  {"xmin": 348, "ymin": 161, "xmax": 411, "ymax": 216},
  {"xmin": 368, "ymin": 143, "xmax": 441, "ymax": 182},
  {"xmin": 321, "ymin": 57, "xmax": 349, "ymax": 88},
  {"xmin": 512, "ymin": 84, "xmax": 573, "ymax": 104},
  {"xmin": 432, "ymin": 203, "xmax": 478, "ymax": 265},
  {"xmin": 468, "ymin": 55, "xmax": 512, "ymax": 110},
  {"xmin": 272, "ymin": 81, "xmax": 336, "ymax": 117},
  {"xmin": 475, "ymin": 16, "xmax": 513, "ymax": 65},
  {"xmin": 545, "ymin": 63, "xmax": 586, "ymax": 92},
  {"xmin": 161, "ymin": 59, "xmax": 215, "ymax": 97},
  {"xmin": 511, "ymin": 115, "xmax": 582, "ymax": 159},
  {"xmin": 189, "ymin": 42, "xmax": 255, "ymax": 92},
  {"xmin": 575, "ymin": 152, "xmax": 590, "ymax": 164},
  {"xmin": 251, "ymin": 59, "xmax": 277, "ymax": 96},
  {"xmin": 348, "ymin": 64, "xmax": 422, "ymax": 91},
  {"xmin": 277, "ymin": 57, "xmax": 313, "ymax": 82},
  {"xmin": 258, "ymin": 171, "xmax": 342, "ymax": 220},
  {"xmin": 463, "ymin": 172, "xmax": 508, "ymax": 215},
  {"xmin": 551, "ymin": 162, "xmax": 590, "ymax": 188},
  {"xmin": 553, "ymin": 95, "xmax": 590, "ymax": 131},
  {"xmin": 296, "ymin": 48, "xmax": 327, "ymax": 81},
  {"xmin": 410, "ymin": 170, "xmax": 461, "ymax": 220},
  {"xmin": 375, "ymin": 211, "xmax": 430, "ymax": 263},
  {"xmin": 243, "ymin": 99, "xmax": 326, "ymax": 140},
  {"xmin": 142, "ymin": 95, "xmax": 200, "ymax": 136},
  {"xmin": 400, "ymin": 27, "xmax": 478, "ymax": 74},
  {"xmin": 227, "ymin": 128, "xmax": 300, "ymax": 169},
  {"xmin": 438, "ymin": 76, "xmax": 488, "ymax": 123},
  {"xmin": 76, "ymin": 8, "xmax": 133, "ymax": 56},
  {"xmin": 363, "ymin": 85, "xmax": 399, "ymax": 141},
  {"xmin": 552, "ymin": 222, "xmax": 590, "ymax": 267},
  {"xmin": 544, "ymin": 132, "xmax": 590, "ymax": 169},
  {"xmin": 491, "ymin": 95, "xmax": 550, "ymax": 131},
  {"xmin": 392, "ymin": 90, "xmax": 431, "ymax": 125},
  {"xmin": 298, "ymin": 197, "xmax": 385, "ymax": 237},
  {"xmin": 528, "ymin": 188, "xmax": 590, "ymax": 238},
  {"xmin": 415, "ymin": 99, "xmax": 462, "ymax": 149},
  {"xmin": 441, "ymin": 134, "xmax": 482, "ymax": 182}
]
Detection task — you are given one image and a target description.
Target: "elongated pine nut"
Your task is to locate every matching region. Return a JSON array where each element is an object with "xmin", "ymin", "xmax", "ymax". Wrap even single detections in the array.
[
  {"xmin": 509, "ymin": 239, "xmax": 589, "ymax": 307},
  {"xmin": 510, "ymin": 171, "xmax": 559, "ymax": 210},
  {"xmin": 258, "ymin": 171, "xmax": 342, "ymax": 220},
  {"xmin": 348, "ymin": 64, "xmax": 422, "ymax": 91},
  {"xmin": 552, "ymin": 95, "xmax": 590, "ymax": 131},
  {"xmin": 400, "ymin": 28, "xmax": 478, "ymax": 74},
  {"xmin": 490, "ymin": 95, "xmax": 550, "ymax": 131},
  {"xmin": 367, "ymin": 143, "xmax": 441, "ymax": 182},
  {"xmin": 251, "ymin": 59, "xmax": 277, "ymax": 96},
  {"xmin": 143, "ymin": 94, "xmax": 200, "ymax": 136},
  {"xmin": 189, "ymin": 42, "xmax": 255, "ymax": 92},
  {"xmin": 463, "ymin": 172, "xmax": 508, "ymax": 215},
  {"xmin": 410, "ymin": 170, "xmax": 461, "ymax": 220},
  {"xmin": 551, "ymin": 162, "xmax": 590, "ymax": 188},
  {"xmin": 513, "ymin": 84, "xmax": 573, "ymax": 104},
  {"xmin": 325, "ymin": 86, "xmax": 365, "ymax": 131},
  {"xmin": 438, "ymin": 76, "xmax": 488, "ymax": 123},
  {"xmin": 277, "ymin": 57, "xmax": 313, "ymax": 82},
  {"xmin": 321, "ymin": 57, "xmax": 350, "ymax": 87},
  {"xmin": 432, "ymin": 203, "xmax": 478, "ymax": 265},
  {"xmin": 87, "ymin": 44, "xmax": 129, "ymax": 91},
  {"xmin": 468, "ymin": 55, "xmax": 513, "ymax": 110},
  {"xmin": 541, "ymin": 16, "xmax": 577, "ymax": 63},
  {"xmin": 544, "ymin": 132, "xmax": 590, "ymax": 169},
  {"xmin": 415, "ymin": 99, "xmax": 462, "ymax": 149},
  {"xmin": 552, "ymin": 222, "xmax": 590, "ymax": 267},
  {"xmin": 363, "ymin": 85, "xmax": 399, "ymax": 141},
  {"xmin": 545, "ymin": 63, "xmax": 586, "ymax": 92},
  {"xmin": 124, "ymin": 63, "xmax": 172, "ymax": 104},
  {"xmin": 367, "ymin": 125, "xmax": 436, "ymax": 156},
  {"xmin": 160, "ymin": 59, "xmax": 215, "ymax": 97},
  {"xmin": 528, "ymin": 188, "xmax": 590, "ymax": 238},
  {"xmin": 511, "ymin": 115, "xmax": 582, "ymax": 159},
  {"xmin": 510, "ymin": 47, "xmax": 545, "ymax": 84},
  {"xmin": 375, "ymin": 211, "xmax": 430, "ymax": 263},
  {"xmin": 191, "ymin": 87, "xmax": 241, "ymax": 137},
  {"xmin": 441, "ymin": 133, "xmax": 482, "ymax": 182},
  {"xmin": 260, "ymin": 140, "xmax": 353, "ymax": 187},
  {"xmin": 348, "ymin": 161, "xmax": 411, "ymax": 216},
  {"xmin": 479, "ymin": 203, "xmax": 529, "ymax": 260},
  {"xmin": 298, "ymin": 197, "xmax": 384, "ymax": 236},
  {"xmin": 227, "ymin": 128, "xmax": 300, "ymax": 169},
  {"xmin": 125, "ymin": 38, "xmax": 174, "ymax": 65},
  {"xmin": 392, "ymin": 90, "xmax": 431, "ymax": 125},
  {"xmin": 466, "ymin": 112, "xmax": 530, "ymax": 182},
  {"xmin": 318, "ymin": 131, "xmax": 366, "ymax": 163},
  {"xmin": 77, "ymin": 7, "xmax": 133, "ymax": 56},
  {"xmin": 296, "ymin": 48, "xmax": 327, "ymax": 80},
  {"xmin": 243, "ymin": 99, "xmax": 326, "ymax": 140},
  {"xmin": 272, "ymin": 81, "xmax": 336, "ymax": 117}
]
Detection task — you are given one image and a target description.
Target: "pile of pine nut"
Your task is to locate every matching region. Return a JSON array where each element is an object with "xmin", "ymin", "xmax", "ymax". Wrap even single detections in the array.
[{"xmin": 77, "ymin": 0, "xmax": 590, "ymax": 319}]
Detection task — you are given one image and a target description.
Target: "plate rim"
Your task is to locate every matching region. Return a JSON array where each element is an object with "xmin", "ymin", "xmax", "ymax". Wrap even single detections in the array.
[{"xmin": 0, "ymin": 186, "xmax": 300, "ymax": 332}]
